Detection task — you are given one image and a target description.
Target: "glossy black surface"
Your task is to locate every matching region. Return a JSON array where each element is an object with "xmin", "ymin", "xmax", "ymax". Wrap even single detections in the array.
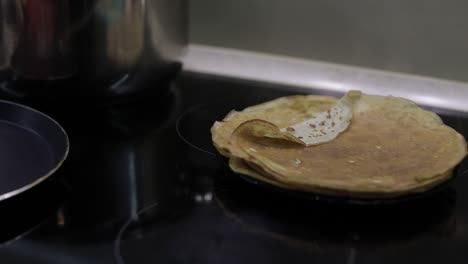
[
  {"xmin": 0, "ymin": 72, "xmax": 467, "ymax": 264},
  {"xmin": 0, "ymin": 178, "xmax": 68, "ymax": 246}
]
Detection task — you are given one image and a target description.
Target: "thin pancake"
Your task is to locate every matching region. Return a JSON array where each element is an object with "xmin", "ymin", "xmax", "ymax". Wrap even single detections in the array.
[
  {"xmin": 224, "ymin": 93, "xmax": 467, "ymax": 198},
  {"xmin": 211, "ymin": 95, "xmax": 337, "ymax": 156}
]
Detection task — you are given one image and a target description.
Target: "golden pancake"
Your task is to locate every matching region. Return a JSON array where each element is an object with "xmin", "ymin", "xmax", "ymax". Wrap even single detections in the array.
[{"xmin": 212, "ymin": 92, "xmax": 467, "ymax": 198}]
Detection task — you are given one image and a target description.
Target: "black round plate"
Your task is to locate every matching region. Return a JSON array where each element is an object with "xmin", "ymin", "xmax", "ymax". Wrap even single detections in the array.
[{"xmin": 219, "ymin": 156, "xmax": 462, "ymax": 206}]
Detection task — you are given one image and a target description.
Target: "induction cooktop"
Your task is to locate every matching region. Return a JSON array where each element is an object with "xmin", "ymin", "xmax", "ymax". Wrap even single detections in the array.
[{"xmin": 0, "ymin": 72, "xmax": 467, "ymax": 264}]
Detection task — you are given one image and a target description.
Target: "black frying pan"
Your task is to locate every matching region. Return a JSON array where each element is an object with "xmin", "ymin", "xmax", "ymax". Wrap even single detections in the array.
[{"xmin": 0, "ymin": 99, "xmax": 69, "ymax": 201}]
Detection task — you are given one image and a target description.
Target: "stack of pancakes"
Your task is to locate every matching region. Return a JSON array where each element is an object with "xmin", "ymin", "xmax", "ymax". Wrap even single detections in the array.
[{"xmin": 211, "ymin": 92, "xmax": 467, "ymax": 198}]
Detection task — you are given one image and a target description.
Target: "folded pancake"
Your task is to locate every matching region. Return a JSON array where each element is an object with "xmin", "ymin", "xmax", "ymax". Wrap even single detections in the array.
[
  {"xmin": 211, "ymin": 95, "xmax": 338, "ymax": 156},
  {"xmin": 212, "ymin": 92, "xmax": 467, "ymax": 198}
]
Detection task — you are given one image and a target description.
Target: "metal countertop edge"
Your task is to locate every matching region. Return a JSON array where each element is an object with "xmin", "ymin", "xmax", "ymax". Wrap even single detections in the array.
[{"xmin": 181, "ymin": 44, "xmax": 468, "ymax": 113}]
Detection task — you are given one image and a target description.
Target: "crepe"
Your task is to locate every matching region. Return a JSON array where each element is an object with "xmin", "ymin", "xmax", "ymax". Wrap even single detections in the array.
[
  {"xmin": 211, "ymin": 92, "xmax": 467, "ymax": 198},
  {"xmin": 212, "ymin": 95, "xmax": 337, "ymax": 156}
]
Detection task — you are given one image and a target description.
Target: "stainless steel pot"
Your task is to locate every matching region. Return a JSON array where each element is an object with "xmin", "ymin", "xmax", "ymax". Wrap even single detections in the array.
[{"xmin": 0, "ymin": 0, "xmax": 187, "ymax": 97}]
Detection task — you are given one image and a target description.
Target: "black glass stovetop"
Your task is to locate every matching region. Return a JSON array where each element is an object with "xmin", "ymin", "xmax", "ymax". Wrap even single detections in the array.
[{"xmin": 0, "ymin": 72, "xmax": 467, "ymax": 264}]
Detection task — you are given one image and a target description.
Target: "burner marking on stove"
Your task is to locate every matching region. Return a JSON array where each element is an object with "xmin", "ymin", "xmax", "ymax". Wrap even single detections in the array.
[
  {"xmin": 114, "ymin": 202, "xmax": 159, "ymax": 264},
  {"xmin": 176, "ymin": 104, "xmax": 216, "ymax": 156},
  {"xmin": 214, "ymin": 188, "xmax": 322, "ymax": 252}
]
